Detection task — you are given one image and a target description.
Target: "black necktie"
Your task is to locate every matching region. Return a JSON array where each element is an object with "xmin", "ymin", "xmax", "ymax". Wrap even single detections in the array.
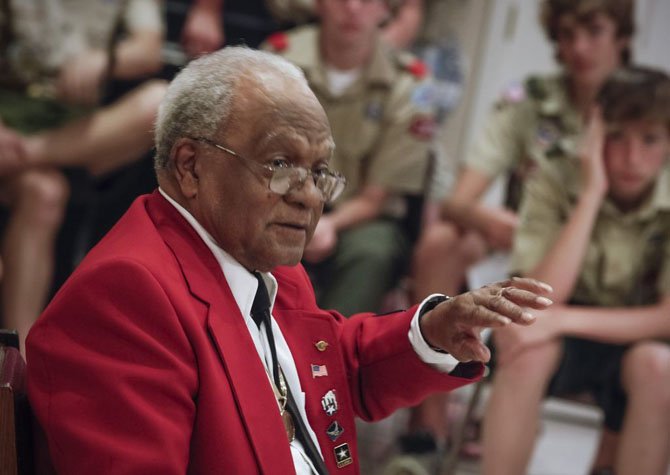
[{"xmin": 251, "ymin": 273, "xmax": 329, "ymax": 475}]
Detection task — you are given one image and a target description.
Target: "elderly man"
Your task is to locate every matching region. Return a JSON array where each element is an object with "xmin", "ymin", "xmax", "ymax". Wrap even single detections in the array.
[{"xmin": 26, "ymin": 48, "xmax": 551, "ymax": 474}]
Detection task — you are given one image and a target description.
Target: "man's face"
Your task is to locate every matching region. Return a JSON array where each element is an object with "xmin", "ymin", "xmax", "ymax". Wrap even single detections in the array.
[
  {"xmin": 556, "ymin": 12, "xmax": 627, "ymax": 90},
  {"xmin": 317, "ymin": 0, "xmax": 389, "ymax": 47},
  {"xmin": 191, "ymin": 81, "xmax": 334, "ymax": 272},
  {"xmin": 605, "ymin": 120, "xmax": 669, "ymax": 206}
]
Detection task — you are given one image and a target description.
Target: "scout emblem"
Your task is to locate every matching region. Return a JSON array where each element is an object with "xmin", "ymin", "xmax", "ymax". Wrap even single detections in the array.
[
  {"xmin": 311, "ymin": 364, "xmax": 328, "ymax": 378},
  {"xmin": 326, "ymin": 421, "xmax": 344, "ymax": 442},
  {"xmin": 365, "ymin": 101, "xmax": 384, "ymax": 121},
  {"xmin": 315, "ymin": 340, "xmax": 329, "ymax": 352},
  {"xmin": 334, "ymin": 442, "xmax": 353, "ymax": 468},
  {"xmin": 321, "ymin": 389, "xmax": 338, "ymax": 416}
]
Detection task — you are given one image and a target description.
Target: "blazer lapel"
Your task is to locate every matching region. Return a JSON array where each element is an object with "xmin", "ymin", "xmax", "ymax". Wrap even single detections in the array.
[{"xmin": 145, "ymin": 191, "xmax": 294, "ymax": 473}]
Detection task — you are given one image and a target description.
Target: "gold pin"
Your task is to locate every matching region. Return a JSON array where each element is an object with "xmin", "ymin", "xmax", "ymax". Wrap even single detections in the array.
[{"xmin": 315, "ymin": 340, "xmax": 329, "ymax": 352}]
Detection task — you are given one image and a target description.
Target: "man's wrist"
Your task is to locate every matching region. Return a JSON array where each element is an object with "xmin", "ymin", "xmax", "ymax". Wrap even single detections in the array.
[{"xmin": 418, "ymin": 295, "xmax": 450, "ymax": 353}]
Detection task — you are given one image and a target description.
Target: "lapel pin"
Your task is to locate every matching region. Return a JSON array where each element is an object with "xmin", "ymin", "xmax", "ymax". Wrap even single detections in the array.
[
  {"xmin": 334, "ymin": 442, "xmax": 353, "ymax": 468},
  {"xmin": 326, "ymin": 420, "xmax": 344, "ymax": 442},
  {"xmin": 311, "ymin": 363, "xmax": 328, "ymax": 378},
  {"xmin": 315, "ymin": 340, "xmax": 329, "ymax": 352},
  {"xmin": 321, "ymin": 389, "xmax": 338, "ymax": 416}
]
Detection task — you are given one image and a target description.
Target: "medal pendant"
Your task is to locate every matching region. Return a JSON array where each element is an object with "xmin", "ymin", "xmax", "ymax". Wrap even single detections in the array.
[{"xmin": 281, "ymin": 409, "xmax": 295, "ymax": 442}]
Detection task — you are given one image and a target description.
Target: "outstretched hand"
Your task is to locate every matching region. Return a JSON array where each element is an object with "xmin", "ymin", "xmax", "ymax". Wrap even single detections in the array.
[{"xmin": 419, "ymin": 277, "xmax": 553, "ymax": 363}]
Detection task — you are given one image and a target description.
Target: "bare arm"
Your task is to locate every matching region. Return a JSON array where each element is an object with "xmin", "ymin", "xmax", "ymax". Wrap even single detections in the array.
[
  {"xmin": 58, "ymin": 15, "xmax": 163, "ymax": 105},
  {"xmin": 526, "ymin": 111, "xmax": 608, "ymax": 302},
  {"xmin": 181, "ymin": 0, "xmax": 225, "ymax": 57},
  {"xmin": 496, "ymin": 297, "xmax": 670, "ymax": 365},
  {"xmin": 441, "ymin": 167, "xmax": 518, "ymax": 249},
  {"xmin": 557, "ymin": 297, "xmax": 670, "ymax": 344},
  {"xmin": 303, "ymin": 185, "xmax": 388, "ymax": 263}
]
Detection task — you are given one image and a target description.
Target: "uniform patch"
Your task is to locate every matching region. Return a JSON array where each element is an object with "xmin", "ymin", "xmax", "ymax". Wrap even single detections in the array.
[
  {"xmin": 411, "ymin": 83, "xmax": 436, "ymax": 110},
  {"xmin": 536, "ymin": 120, "xmax": 561, "ymax": 148},
  {"xmin": 326, "ymin": 420, "xmax": 344, "ymax": 441},
  {"xmin": 408, "ymin": 115, "xmax": 437, "ymax": 140},
  {"xmin": 266, "ymin": 32, "xmax": 288, "ymax": 52},
  {"xmin": 334, "ymin": 442, "xmax": 353, "ymax": 468},
  {"xmin": 321, "ymin": 389, "xmax": 338, "ymax": 416},
  {"xmin": 365, "ymin": 101, "xmax": 384, "ymax": 121}
]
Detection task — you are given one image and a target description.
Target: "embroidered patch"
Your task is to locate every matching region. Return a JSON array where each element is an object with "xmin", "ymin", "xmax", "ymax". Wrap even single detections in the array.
[{"xmin": 408, "ymin": 115, "xmax": 437, "ymax": 140}]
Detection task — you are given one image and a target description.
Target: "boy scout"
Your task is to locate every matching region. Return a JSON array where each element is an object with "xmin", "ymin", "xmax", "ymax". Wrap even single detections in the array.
[
  {"xmin": 404, "ymin": 0, "xmax": 636, "ymax": 454},
  {"xmin": 484, "ymin": 67, "xmax": 670, "ymax": 475},
  {"xmin": 264, "ymin": 0, "xmax": 436, "ymax": 315}
]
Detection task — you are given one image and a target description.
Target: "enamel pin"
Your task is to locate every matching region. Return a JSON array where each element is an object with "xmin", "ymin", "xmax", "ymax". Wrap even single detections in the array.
[
  {"xmin": 334, "ymin": 442, "xmax": 353, "ymax": 468},
  {"xmin": 321, "ymin": 389, "xmax": 338, "ymax": 416}
]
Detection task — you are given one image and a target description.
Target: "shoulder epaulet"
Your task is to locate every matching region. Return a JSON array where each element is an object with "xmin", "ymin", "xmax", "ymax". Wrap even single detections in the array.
[
  {"xmin": 266, "ymin": 32, "xmax": 289, "ymax": 53},
  {"xmin": 407, "ymin": 58, "xmax": 428, "ymax": 79},
  {"xmin": 394, "ymin": 51, "xmax": 429, "ymax": 80},
  {"xmin": 499, "ymin": 81, "xmax": 527, "ymax": 105},
  {"xmin": 525, "ymin": 75, "xmax": 549, "ymax": 101}
]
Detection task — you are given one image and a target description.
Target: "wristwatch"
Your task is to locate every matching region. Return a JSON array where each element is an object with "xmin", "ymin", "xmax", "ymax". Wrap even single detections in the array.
[{"xmin": 418, "ymin": 295, "xmax": 450, "ymax": 354}]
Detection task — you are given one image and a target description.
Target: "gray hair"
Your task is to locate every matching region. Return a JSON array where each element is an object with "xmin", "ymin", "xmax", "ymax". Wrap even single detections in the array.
[{"xmin": 154, "ymin": 46, "xmax": 307, "ymax": 170}]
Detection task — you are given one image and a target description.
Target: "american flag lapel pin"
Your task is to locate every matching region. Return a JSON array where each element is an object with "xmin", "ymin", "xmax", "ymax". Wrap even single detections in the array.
[{"xmin": 311, "ymin": 363, "xmax": 328, "ymax": 378}]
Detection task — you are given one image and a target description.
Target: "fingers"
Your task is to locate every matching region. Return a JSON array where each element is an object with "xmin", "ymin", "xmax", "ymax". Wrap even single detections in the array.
[
  {"xmin": 493, "ymin": 276, "xmax": 553, "ymax": 295},
  {"xmin": 500, "ymin": 287, "xmax": 553, "ymax": 310},
  {"xmin": 450, "ymin": 337, "xmax": 491, "ymax": 363}
]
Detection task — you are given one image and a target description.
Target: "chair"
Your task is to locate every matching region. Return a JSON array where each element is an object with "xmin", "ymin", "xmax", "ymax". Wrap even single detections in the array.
[
  {"xmin": 1, "ymin": 331, "xmax": 29, "ymax": 475},
  {"xmin": 0, "ymin": 330, "xmax": 53, "ymax": 475}
]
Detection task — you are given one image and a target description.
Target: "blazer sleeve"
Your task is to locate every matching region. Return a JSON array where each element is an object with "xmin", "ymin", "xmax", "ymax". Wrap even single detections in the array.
[{"xmin": 288, "ymin": 265, "xmax": 484, "ymax": 422}]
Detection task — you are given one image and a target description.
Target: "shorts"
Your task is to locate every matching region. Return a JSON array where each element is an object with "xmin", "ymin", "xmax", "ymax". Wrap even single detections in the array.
[
  {"xmin": 0, "ymin": 88, "xmax": 89, "ymax": 134},
  {"xmin": 548, "ymin": 337, "xmax": 628, "ymax": 431}
]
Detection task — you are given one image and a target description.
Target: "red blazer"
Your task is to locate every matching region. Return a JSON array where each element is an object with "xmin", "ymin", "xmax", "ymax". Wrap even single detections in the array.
[{"xmin": 27, "ymin": 191, "xmax": 482, "ymax": 474}]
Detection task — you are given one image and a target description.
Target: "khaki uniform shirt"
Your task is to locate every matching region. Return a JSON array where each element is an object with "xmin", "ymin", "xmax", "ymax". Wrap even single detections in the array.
[
  {"xmin": 466, "ymin": 74, "xmax": 583, "ymax": 210},
  {"xmin": 1, "ymin": 0, "xmax": 163, "ymax": 87},
  {"xmin": 264, "ymin": 25, "xmax": 436, "ymax": 214},
  {"xmin": 512, "ymin": 163, "xmax": 670, "ymax": 307}
]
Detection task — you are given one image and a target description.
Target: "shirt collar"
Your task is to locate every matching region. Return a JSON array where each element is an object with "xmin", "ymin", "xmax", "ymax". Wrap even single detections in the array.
[
  {"xmin": 158, "ymin": 188, "xmax": 278, "ymax": 317},
  {"xmin": 601, "ymin": 165, "xmax": 670, "ymax": 220}
]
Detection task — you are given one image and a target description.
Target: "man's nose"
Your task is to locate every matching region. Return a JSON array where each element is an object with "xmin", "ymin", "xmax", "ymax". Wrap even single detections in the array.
[{"xmin": 285, "ymin": 174, "xmax": 324, "ymax": 207}]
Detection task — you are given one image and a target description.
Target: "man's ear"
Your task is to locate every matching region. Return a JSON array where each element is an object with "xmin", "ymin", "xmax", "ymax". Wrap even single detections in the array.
[{"xmin": 171, "ymin": 137, "xmax": 200, "ymax": 199}]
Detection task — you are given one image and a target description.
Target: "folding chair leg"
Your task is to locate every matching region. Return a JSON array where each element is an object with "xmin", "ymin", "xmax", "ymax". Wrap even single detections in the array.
[{"xmin": 440, "ymin": 380, "xmax": 485, "ymax": 475}]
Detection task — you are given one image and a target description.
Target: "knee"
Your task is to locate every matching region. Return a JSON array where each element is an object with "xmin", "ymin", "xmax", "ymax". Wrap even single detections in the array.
[
  {"xmin": 622, "ymin": 342, "xmax": 670, "ymax": 403},
  {"xmin": 456, "ymin": 231, "xmax": 488, "ymax": 266},
  {"xmin": 414, "ymin": 221, "xmax": 461, "ymax": 263},
  {"xmin": 15, "ymin": 170, "xmax": 69, "ymax": 227},
  {"xmin": 494, "ymin": 336, "xmax": 561, "ymax": 383}
]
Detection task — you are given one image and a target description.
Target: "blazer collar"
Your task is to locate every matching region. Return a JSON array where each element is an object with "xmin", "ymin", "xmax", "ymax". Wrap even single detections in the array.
[{"xmin": 145, "ymin": 190, "xmax": 295, "ymax": 473}]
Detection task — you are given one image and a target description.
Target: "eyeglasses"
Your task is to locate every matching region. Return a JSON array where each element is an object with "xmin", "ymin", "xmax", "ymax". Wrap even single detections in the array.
[{"xmin": 192, "ymin": 137, "xmax": 346, "ymax": 203}]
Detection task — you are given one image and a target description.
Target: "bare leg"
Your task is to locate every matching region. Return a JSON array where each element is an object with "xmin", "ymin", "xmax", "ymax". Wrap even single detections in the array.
[
  {"xmin": 405, "ymin": 221, "xmax": 487, "ymax": 446},
  {"xmin": 410, "ymin": 221, "xmax": 487, "ymax": 301},
  {"xmin": 617, "ymin": 342, "xmax": 670, "ymax": 475},
  {"xmin": 1, "ymin": 169, "xmax": 69, "ymax": 354},
  {"xmin": 482, "ymin": 339, "xmax": 562, "ymax": 475},
  {"xmin": 23, "ymin": 80, "xmax": 167, "ymax": 176},
  {"xmin": 589, "ymin": 429, "xmax": 619, "ymax": 474}
]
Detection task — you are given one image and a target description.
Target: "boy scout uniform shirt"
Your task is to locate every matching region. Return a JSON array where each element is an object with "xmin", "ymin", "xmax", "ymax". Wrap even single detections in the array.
[
  {"xmin": 466, "ymin": 74, "xmax": 583, "ymax": 210},
  {"xmin": 264, "ymin": 25, "xmax": 436, "ymax": 215},
  {"xmin": 1, "ymin": 0, "xmax": 163, "ymax": 91},
  {"xmin": 512, "ymin": 162, "xmax": 670, "ymax": 307}
]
